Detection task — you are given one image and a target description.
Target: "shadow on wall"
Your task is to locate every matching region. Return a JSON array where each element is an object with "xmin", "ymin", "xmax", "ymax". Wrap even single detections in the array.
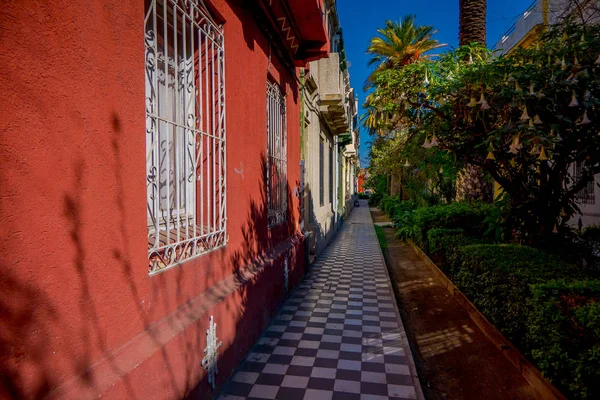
[
  {"xmin": 187, "ymin": 153, "xmax": 302, "ymax": 397},
  {"xmin": 302, "ymin": 182, "xmax": 336, "ymax": 259},
  {"xmin": 1, "ymin": 109, "xmax": 302, "ymax": 399}
]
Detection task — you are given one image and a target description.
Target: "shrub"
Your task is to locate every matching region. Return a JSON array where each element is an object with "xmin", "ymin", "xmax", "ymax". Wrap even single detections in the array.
[
  {"xmin": 368, "ymin": 193, "xmax": 384, "ymax": 207},
  {"xmin": 452, "ymin": 244, "xmax": 580, "ymax": 347},
  {"xmin": 391, "ymin": 201, "xmax": 419, "ymax": 241},
  {"xmin": 358, "ymin": 193, "xmax": 370, "ymax": 199},
  {"xmin": 412, "ymin": 202, "xmax": 492, "ymax": 249},
  {"xmin": 527, "ymin": 280, "xmax": 600, "ymax": 399},
  {"xmin": 427, "ymin": 228, "xmax": 490, "ymax": 270},
  {"xmin": 380, "ymin": 195, "xmax": 396, "ymax": 216},
  {"xmin": 390, "ymin": 200, "xmax": 417, "ymax": 221}
]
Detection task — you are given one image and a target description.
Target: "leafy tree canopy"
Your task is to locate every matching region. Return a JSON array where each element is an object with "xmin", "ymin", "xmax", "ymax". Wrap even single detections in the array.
[{"xmin": 365, "ymin": 24, "xmax": 600, "ymax": 244}]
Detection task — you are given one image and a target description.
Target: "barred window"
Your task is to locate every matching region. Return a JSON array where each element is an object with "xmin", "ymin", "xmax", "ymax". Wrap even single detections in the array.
[
  {"xmin": 329, "ymin": 144, "xmax": 333, "ymax": 204},
  {"xmin": 575, "ymin": 162, "xmax": 596, "ymax": 205},
  {"xmin": 267, "ymin": 81, "xmax": 287, "ymax": 227},
  {"xmin": 145, "ymin": 0, "xmax": 226, "ymax": 274},
  {"xmin": 319, "ymin": 137, "xmax": 325, "ymax": 206}
]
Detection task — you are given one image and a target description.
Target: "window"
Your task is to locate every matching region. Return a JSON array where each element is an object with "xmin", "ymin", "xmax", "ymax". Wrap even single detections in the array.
[
  {"xmin": 329, "ymin": 144, "xmax": 333, "ymax": 204},
  {"xmin": 145, "ymin": 0, "xmax": 226, "ymax": 274},
  {"xmin": 575, "ymin": 162, "xmax": 596, "ymax": 205},
  {"xmin": 319, "ymin": 137, "xmax": 324, "ymax": 206},
  {"xmin": 267, "ymin": 81, "xmax": 287, "ymax": 226}
]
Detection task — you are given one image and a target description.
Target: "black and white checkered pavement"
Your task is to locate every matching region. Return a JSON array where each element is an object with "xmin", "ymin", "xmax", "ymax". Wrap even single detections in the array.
[{"xmin": 218, "ymin": 202, "xmax": 423, "ymax": 400}]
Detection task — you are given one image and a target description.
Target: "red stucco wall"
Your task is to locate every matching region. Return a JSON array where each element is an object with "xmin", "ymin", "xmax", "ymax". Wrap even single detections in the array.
[{"xmin": 0, "ymin": 0, "xmax": 307, "ymax": 398}]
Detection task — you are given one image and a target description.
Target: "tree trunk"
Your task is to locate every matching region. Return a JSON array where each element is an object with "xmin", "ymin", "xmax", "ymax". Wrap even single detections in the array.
[
  {"xmin": 459, "ymin": 0, "xmax": 487, "ymax": 45},
  {"xmin": 457, "ymin": 0, "xmax": 488, "ymax": 202},
  {"xmin": 455, "ymin": 164, "xmax": 493, "ymax": 202}
]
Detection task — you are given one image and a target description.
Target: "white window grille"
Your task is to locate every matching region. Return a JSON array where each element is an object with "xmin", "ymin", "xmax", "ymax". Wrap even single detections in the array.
[
  {"xmin": 575, "ymin": 162, "xmax": 596, "ymax": 205},
  {"xmin": 267, "ymin": 81, "xmax": 287, "ymax": 227},
  {"xmin": 319, "ymin": 137, "xmax": 325, "ymax": 206},
  {"xmin": 145, "ymin": 0, "xmax": 226, "ymax": 274}
]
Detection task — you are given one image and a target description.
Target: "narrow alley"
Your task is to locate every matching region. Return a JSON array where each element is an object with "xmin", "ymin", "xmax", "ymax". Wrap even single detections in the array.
[{"xmin": 218, "ymin": 201, "xmax": 423, "ymax": 400}]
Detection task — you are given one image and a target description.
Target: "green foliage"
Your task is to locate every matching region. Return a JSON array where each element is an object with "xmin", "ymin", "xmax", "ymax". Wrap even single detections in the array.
[
  {"xmin": 527, "ymin": 280, "xmax": 600, "ymax": 399},
  {"xmin": 411, "ymin": 202, "xmax": 492, "ymax": 249},
  {"xmin": 453, "ymin": 244, "xmax": 580, "ymax": 346},
  {"xmin": 365, "ymin": 171, "xmax": 389, "ymax": 196},
  {"xmin": 364, "ymin": 14, "xmax": 445, "ymax": 130},
  {"xmin": 368, "ymin": 193, "xmax": 384, "ymax": 207},
  {"xmin": 427, "ymin": 228, "xmax": 464, "ymax": 256},
  {"xmin": 374, "ymin": 225, "xmax": 388, "ymax": 250},
  {"xmin": 381, "ymin": 195, "xmax": 400, "ymax": 216},
  {"xmin": 427, "ymin": 228, "xmax": 490, "ymax": 271},
  {"xmin": 365, "ymin": 23, "xmax": 600, "ymax": 244},
  {"xmin": 358, "ymin": 193, "xmax": 371, "ymax": 199}
]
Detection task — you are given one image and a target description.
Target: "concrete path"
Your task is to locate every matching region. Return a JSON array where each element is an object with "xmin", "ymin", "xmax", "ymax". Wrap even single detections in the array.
[{"xmin": 218, "ymin": 201, "xmax": 423, "ymax": 400}]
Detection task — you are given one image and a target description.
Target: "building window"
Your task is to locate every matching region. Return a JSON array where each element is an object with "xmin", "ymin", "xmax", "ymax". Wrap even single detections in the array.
[
  {"xmin": 319, "ymin": 137, "xmax": 325, "ymax": 206},
  {"xmin": 267, "ymin": 81, "xmax": 287, "ymax": 226},
  {"xmin": 575, "ymin": 162, "xmax": 596, "ymax": 205},
  {"xmin": 329, "ymin": 144, "xmax": 333, "ymax": 204},
  {"xmin": 145, "ymin": 0, "xmax": 226, "ymax": 274}
]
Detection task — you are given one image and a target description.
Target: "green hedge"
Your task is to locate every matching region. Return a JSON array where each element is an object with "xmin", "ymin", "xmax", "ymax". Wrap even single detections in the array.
[
  {"xmin": 427, "ymin": 228, "xmax": 490, "ymax": 271},
  {"xmin": 407, "ymin": 204, "xmax": 600, "ymax": 399},
  {"xmin": 527, "ymin": 280, "xmax": 600, "ymax": 399},
  {"xmin": 368, "ymin": 193, "xmax": 384, "ymax": 207},
  {"xmin": 427, "ymin": 228, "xmax": 464, "ymax": 256},
  {"xmin": 452, "ymin": 244, "xmax": 582, "ymax": 348},
  {"xmin": 412, "ymin": 202, "xmax": 492, "ymax": 249}
]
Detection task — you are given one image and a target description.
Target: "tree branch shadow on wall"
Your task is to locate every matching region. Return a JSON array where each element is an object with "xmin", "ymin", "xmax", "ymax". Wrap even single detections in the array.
[
  {"xmin": 187, "ymin": 153, "xmax": 303, "ymax": 398},
  {"xmin": 1, "ymin": 109, "xmax": 304, "ymax": 399}
]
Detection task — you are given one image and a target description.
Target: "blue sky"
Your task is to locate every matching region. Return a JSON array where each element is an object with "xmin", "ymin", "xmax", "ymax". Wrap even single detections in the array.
[{"xmin": 337, "ymin": 0, "xmax": 531, "ymax": 165}]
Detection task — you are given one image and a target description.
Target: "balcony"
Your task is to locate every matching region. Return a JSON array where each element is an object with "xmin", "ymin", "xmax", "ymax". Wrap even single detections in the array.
[
  {"xmin": 493, "ymin": 1, "xmax": 543, "ymax": 55},
  {"xmin": 315, "ymin": 53, "xmax": 350, "ymax": 135},
  {"xmin": 256, "ymin": 0, "xmax": 328, "ymax": 64}
]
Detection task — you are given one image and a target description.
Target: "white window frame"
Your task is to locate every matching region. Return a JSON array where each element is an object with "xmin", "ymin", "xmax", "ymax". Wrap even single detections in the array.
[
  {"xmin": 145, "ymin": 0, "xmax": 226, "ymax": 274},
  {"xmin": 267, "ymin": 81, "xmax": 287, "ymax": 227}
]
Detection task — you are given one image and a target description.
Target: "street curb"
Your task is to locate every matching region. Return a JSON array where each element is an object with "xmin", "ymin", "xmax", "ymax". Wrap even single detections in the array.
[{"xmin": 407, "ymin": 240, "xmax": 567, "ymax": 400}]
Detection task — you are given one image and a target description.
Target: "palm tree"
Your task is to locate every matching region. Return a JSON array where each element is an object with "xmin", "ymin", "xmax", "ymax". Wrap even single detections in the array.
[
  {"xmin": 364, "ymin": 16, "xmax": 444, "ymax": 134},
  {"xmin": 457, "ymin": 0, "xmax": 491, "ymax": 202},
  {"xmin": 366, "ymin": 15, "xmax": 445, "ymax": 86},
  {"xmin": 459, "ymin": 0, "xmax": 487, "ymax": 45}
]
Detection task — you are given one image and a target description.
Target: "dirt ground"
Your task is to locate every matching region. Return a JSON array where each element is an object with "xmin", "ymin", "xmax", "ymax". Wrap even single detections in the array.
[{"xmin": 371, "ymin": 209, "xmax": 541, "ymax": 400}]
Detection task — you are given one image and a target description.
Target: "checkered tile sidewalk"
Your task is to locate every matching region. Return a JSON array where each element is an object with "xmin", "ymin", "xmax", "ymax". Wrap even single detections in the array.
[{"xmin": 218, "ymin": 202, "xmax": 422, "ymax": 400}]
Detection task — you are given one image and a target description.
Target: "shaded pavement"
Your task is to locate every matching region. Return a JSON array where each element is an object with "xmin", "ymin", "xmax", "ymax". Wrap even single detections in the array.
[
  {"xmin": 372, "ymin": 208, "xmax": 542, "ymax": 400},
  {"xmin": 218, "ymin": 201, "xmax": 423, "ymax": 399}
]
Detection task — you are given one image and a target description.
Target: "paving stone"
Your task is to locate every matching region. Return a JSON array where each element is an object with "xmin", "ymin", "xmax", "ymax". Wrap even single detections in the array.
[{"xmin": 218, "ymin": 203, "xmax": 422, "ymax": 399}]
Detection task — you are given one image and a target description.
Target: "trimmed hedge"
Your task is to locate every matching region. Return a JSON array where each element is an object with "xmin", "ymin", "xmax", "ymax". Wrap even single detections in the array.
[
  {"xmin": 527, "ymin": 280, "xmax": 600, "ymax": 399},
  {"xmin": 412, "ymin": 202, "xmax": 492, "ymax": 249},
  {"xmin": 452, "ymin": 244, "xmax": 582, "ymax": 348},
  {"xmin": 427, "ymin": 228, "xmax": 464, "ymax": 256},
  {"xmin": 408, "ymin": 204, "xmax": 600, "ymax": 399},
  {"xmin": 427, "ymin": 228, "xmax": 490, "ymax": 271}
]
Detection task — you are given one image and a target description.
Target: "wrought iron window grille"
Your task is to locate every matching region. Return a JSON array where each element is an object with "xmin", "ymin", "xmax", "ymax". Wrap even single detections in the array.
[
  {"xmin": 575, "ymin": 162, "xmax": 596, "ymax": 205},
  {"xmin": 267, "ymin": 81, "xmax": 287, "ymax": 227},
  {"xmin": 145, "ymin": 0, "xmax": 226, "ymax": 274}
]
